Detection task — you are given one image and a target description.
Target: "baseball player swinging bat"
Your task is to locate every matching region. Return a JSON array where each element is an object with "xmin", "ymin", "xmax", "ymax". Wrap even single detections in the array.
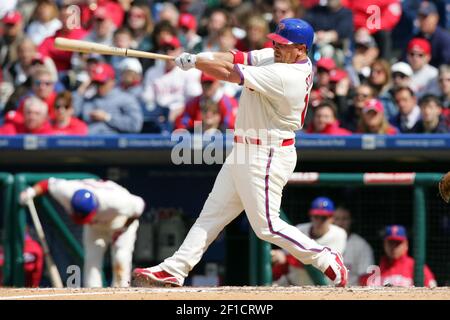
[
  {"xmin": 54, "ymin": 37, "xmax": 174, "ymax": 61},
  {"xmin": 26, "ymin": 199, "xmax": 64, "ymax": 288}
]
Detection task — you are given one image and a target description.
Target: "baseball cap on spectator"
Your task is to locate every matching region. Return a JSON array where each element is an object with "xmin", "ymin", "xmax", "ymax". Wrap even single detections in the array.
[
  {"xmin": 363, "ymin": 98, "xmax": 384, "ymax": 114},
  {"xmin": 316, "ymin": 58, "xmax": 336, "ymax": 72},
  {"xmin": 159, "ymin": 36, "xmax": 181, "ymax": 50},
  {"xmin": 329, "ymin": 69, "xmax": 347, "ymax": 82},
  {"xmin": 309, "ymin": 197, "xmax": 335, "ymax": 216},
  {"xmin": 407, "ymin": 38, "xmax": 431, "ymax": 55},
  {"xmin": 200, "ymin": 73, "xmax": 217, "ymax": 83},
  {"xmin": 94, "ymin": 6, "xmax": 111, "ymax": 21},
  {"xmin": 118, "ymin": 58, "xmax": 142, "ymax": 75},
  {"xmin": 391, "ymin": 62, "xmax": 413, "ymax": 78},
  {"xmin": 90, "ymin": 62, "xmax": 115, "ymax": 83},
  {"xmin": 179, "ymin": 13, "xmax": 197, "ymax": 31},
  {"xmin": 355, "ymin": 31, "xmax": 377, "ymax": 48},
  {"xmin": 384, "ymin": 225, "xmax": 407, "ymax": 242},
  {"xmin": 2, "ymin": 10, "xmax": 22, "ymax": 25},
  {"xmin": 418, "ymin": 1, "xmax": 438, "ymax": 16}
]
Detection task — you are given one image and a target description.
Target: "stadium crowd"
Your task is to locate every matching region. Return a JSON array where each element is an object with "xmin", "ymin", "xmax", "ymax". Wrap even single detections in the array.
[{"xmin": 0, "ymin": 0, "xmax": 449, "ymax": 135}]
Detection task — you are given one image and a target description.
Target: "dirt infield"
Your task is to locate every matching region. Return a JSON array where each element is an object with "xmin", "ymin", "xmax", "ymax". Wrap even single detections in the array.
[{"xmin": 0, "ymin": 286, "xmax": 449, "ymax": 300}]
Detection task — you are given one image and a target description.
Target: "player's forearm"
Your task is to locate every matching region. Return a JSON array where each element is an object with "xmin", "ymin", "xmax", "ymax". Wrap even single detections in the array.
[
  {"xmin": 196, "ymin": 54, "xmax": 241, "ymax": 84},
  {"xmin": 32, "ymin": 180, "xmax": 49, "ymax": 197}
]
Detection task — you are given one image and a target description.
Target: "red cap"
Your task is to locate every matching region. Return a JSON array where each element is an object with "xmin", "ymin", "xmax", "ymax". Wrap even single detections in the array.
[
  {"xmin": 179, "ymin": 13, "xmax": 197, "ymax": 31},
  {"xmin": 93, "ymin": 6, "xmax": 111, "ymax": 20},
  {"xmin": 2, "ymin": 10, "xmax": 22, "ymax": 24},
  {"xmin": 90, "ymin": 62, "xmax": 115, "ymax": 82},
  {"xmin": 329, "ymin": 68, "xmax": 347, "ymax": 82},
  {"xmin": 316, "ymin": 58, "xmax": 336, "ymax": 71},
  {"xmin": 159, "ymin": 35, "xmax": 181, "ymax": 49},
  {"xmin": 407, "ymin": 38, "xmax": 431, "ymax": 55},
  {"xmin": 200, "ymin": 73, "xmax": 217, "ymax": 83},
  {"xmin": 363, "ymin": 99, "xmax": 384, "ymax": 114}
]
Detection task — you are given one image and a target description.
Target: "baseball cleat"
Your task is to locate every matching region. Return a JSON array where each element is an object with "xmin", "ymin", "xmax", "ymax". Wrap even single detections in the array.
[
  {"xmin": 132, "ymin": 267, "xmax": 182, "ymax": 288},
  {"xmin": 324, "ymin": 252, "xmax": 348, "ymax": 287}
]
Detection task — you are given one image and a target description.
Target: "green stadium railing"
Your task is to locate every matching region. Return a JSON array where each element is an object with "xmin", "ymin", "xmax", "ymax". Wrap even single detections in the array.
[
  {"xmin": 3, "ymin": 173, "xmax": 99, "ymax": 287},
  {"xmin": 1, "ymin": 172, "xmax": 14, "ymax": 286},
  {"xmin": 249, "ymin": 172, "xmax": 443, "ymax": 287}
]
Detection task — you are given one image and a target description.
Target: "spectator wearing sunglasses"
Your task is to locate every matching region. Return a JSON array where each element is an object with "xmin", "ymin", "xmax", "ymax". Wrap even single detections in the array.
[
  {"xmin": 51, "ymin": 91, "xmax": 88, "ymax": 135},
  {"xmin": 271, "ymin": 197, "xmax": 347, "ymax": 286},
  {"xmin": 4, "ymin": 66, "xmax": 58, "ymax": 128},
  {"xmin": 341, "ymin": 84, "xmax": 375, "ymax": 132},
  {"xmin": 406, "ymin": 38, "xmax": 438, "ymax": 99}
]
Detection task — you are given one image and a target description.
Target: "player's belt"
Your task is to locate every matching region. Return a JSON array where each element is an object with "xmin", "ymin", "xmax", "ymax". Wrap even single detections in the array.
[{"xmin": 234, "ymin": 135, "xmax": 295, "ymax": 147}]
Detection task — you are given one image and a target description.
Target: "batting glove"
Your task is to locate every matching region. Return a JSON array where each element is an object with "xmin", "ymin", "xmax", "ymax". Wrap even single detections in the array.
[
  {"xmin": 175, "ymin": 52, "xmax": 197, "ymax": 71},
  {"xmin": 19, "ymin": 187, "xmax": 36, "ymax": 205}
]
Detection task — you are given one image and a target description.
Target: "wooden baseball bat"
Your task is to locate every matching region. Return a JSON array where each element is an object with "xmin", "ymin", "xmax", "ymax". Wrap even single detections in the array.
[
  {"xmin": 54, "ymin": 37, "xmax": 175, "ymax": 61},
  {"xmin": 26, "ymin": 199, "xmax": 64, "ymax": 288}
]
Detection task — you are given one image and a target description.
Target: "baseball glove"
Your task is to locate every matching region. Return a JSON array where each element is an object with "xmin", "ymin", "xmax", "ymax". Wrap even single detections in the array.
[{"xmin": 438, "ymin": 171, "xmax": 450, "ymax": 203}]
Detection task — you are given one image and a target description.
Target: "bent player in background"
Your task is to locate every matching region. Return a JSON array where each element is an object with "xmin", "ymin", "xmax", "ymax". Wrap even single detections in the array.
[
  {"xmin": 20, "ymin": 178, "xmax": 145, "ymax": 287},
  {"xmin": 133, "ymin": 18, "xmax": 348, "ymax": 287}
]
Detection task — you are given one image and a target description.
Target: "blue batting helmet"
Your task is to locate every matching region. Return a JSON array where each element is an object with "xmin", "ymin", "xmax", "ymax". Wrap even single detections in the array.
[
  {"xmin": 309, "ymin": 197, "xmax": 335, "ymax": 216},
  {"xmin": 267, "ymin": 18, "xmax": 314, "ymax": 50},
  {"xmin": 70, "ymin": 189, "xmax": 98, "ymax": 224}
]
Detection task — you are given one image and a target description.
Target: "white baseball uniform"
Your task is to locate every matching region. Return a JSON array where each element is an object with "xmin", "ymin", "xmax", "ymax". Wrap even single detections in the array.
[
  {"xmin": 47, "ymin": 178, "xmax": 145, "ymax": 287},
  {"xmin": 274, "ymin": 223, "xmax": 347, "ymax": 286},
  {"xmin": 343, "ymin": 233, "xmax": 374, "ymax": 286},
  {"xmin": 141, "ymin": 62, "xmax": 202, "ymax": 112},
  {"xmin": 158, "ymin": 48, "xmax": 339, "ymax": 284}
]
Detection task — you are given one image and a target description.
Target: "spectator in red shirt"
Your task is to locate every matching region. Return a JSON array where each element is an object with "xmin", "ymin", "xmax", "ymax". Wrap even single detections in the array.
[
  {"xmin": 0, "ymin": 96, "xmax": 53, "ymax": 135},
  {"xmin": 357, "ymin": 98, "xmax": 398, "ymax": 134},
  {"xmin": 77, "ymin": 0, "xmax": 124, "ymax": 30},
  {"xmin": 343, "ymin": 0, "xmax": 402, "ymax": 59},
  {"xmin": 176, "ymin": 73, "xmax": 238, "ymax": 132},
  {"xmin": 361, "ymin": 225, "xmax": 437, "ymax": 287},
  {"xmin": 51, "ymin": 91, "xmax": 88, "ymax": 135},
  {"xmin": 305, "ymin": 100, "xmax": 352, "ymax": 135},
  {"xmin": 38, "ymin": 4, "xmax": 88, "ymax": 72}
]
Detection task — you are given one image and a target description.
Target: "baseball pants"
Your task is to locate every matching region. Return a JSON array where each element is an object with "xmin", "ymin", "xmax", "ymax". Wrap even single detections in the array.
[
  {"xmin": 160, "ymin": 143, "xmax": 336, "ymax": 283},
  {"xmin": 83, "ymin": 220, "xmax": 139, "ymax": 287}
]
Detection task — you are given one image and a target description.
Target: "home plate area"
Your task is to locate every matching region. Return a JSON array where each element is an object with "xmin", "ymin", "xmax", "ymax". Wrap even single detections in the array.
[{"xmin": 0, "ymin": 286, "xmax": 449, "ymax": 300}]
